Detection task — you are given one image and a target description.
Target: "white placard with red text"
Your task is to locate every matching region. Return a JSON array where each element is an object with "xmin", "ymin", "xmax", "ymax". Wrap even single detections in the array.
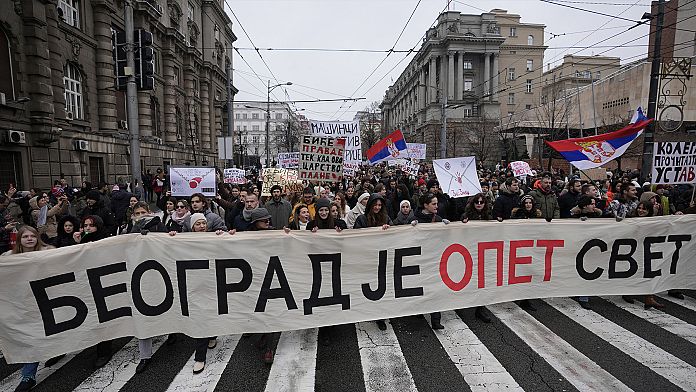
[
  {"xmin": 169, "ymin": 167, "xmax": 217, "ymax": 197},
  {"xmin": 432, "ymin": 157, "xmax": 482, "ymax": 198}
]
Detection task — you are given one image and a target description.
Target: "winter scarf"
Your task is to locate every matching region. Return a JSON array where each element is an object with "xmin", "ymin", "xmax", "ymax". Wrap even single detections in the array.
[{"xmin": 171, "ymin": 209, "xmax": 191, "ymax": 225}]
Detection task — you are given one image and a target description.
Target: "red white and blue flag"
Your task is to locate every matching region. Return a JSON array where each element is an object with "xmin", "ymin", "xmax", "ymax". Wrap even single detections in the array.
[
  {"xmin": 546, "ymin": 107, "xmax": 652, "ymax": 170},
  {"xmin": 366, "ymin": 129, "xmax": 408, "ymax": 164}
]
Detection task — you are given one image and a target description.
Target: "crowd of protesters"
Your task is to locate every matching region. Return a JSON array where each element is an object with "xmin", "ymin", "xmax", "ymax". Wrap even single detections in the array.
[{"xmin": 1, "ymin": 161, "xmax": 695, "ymax": 391}]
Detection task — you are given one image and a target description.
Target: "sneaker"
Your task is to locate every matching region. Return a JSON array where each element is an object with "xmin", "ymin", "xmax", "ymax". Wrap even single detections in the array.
[
  {"xmin": 193, "ymin": 361, "xmax": 205, "ymax": 374},
  {"xmin": 431, "ymin": 321, "xmax": 444, "ymax": 330},
  {"xmin": 475, "ymin": 306, "xmax": 492, "ymax": 323},
  {"xmin": 207, "ymin": 338, "xmax": 217, "ymax": 349},
  {"xmin": 135, "ymin": 359, "xmax": 150, "ymax": 374},
  {"xmin": 376, "ymin": 320, "xmax": 387, "ymax": 330},
  {"xmin": 14, "ymin": 378, "xmax": 36, "ymax": 392},
  {"xmin": 45, "ymin": 354, "xmax": 65, "ymax": 367},
  {"xmin": 262, "ymin": 349, "xmax": 274, "ymax": 364}
]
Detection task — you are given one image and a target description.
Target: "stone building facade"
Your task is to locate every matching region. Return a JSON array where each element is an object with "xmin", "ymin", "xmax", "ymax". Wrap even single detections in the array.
[
  {"xmin": 381, "ymin": 10, "xmax": 545, "ymax": 163},
  {"xmin": 0, "ymin": 0, "xmax": 236, "ymax": 190}
]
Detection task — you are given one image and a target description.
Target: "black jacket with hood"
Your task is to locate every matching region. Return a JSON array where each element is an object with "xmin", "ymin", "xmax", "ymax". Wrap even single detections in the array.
[{"xmin": 353, "ymin": 193, "xmax": 393, "ymax": 228}]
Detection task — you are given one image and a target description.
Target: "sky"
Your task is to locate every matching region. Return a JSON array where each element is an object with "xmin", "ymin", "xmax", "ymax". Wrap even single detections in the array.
[{"xmin": 225, "ymin": 0, "xmax": 654, "ymax": 121}]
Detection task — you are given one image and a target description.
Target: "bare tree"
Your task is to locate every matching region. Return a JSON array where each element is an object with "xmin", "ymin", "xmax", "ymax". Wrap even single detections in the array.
[
  {"xmin": 534, "ymin": 90, "xmax": 573, "ymax": 170},
  {"xmin": 458, "ymin": 114, "xmax": 501, "ymax": 165},
  {"xmin": 359, "ymin": 101, "xmax": 381, "ymax": 156}
]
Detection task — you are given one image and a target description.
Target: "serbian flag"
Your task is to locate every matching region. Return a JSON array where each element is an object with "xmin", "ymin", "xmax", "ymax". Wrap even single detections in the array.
[
  {"xmin": 367, "ymin": 129, "xmax": 408, "ymax": 164},
  {"xmin": 546, "ymin": 107, "xmax": 652, "ymax": 170}
]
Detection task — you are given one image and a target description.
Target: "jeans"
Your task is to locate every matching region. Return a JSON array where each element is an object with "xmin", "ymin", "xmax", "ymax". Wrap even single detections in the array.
[
  {"xmin": 21, "ymin": 362, "xmax": 39, "ymax": 380},
  {"xmin": 194, "ymin": 337, "xmax": 216, "ymax": 362}
]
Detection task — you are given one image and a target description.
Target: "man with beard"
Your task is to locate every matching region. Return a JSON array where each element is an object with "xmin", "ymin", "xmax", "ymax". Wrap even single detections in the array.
[
  {"xmin": 264, "ymin": 185, "xmax": 292, "ymax": 229},
  {"xmin": 529, "ymin": 174, "xmax": 560, "ymax": 220}
]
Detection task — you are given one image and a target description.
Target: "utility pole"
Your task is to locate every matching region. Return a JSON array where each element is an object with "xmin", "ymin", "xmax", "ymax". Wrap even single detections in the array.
[
  {"xmin": 641, "ymin": 0, "xmax": 664, "ymax": 183},
  {"xmin": 226, "ymin": 53, "xmax": 234, "ymax": 168},
  {"xmin": 590, "ymin": 70, "xmax": 599, "ymax": 135},
  {"xmin": 441, "ymin": 89, "xmax": 447, "ymax": 159},
  {"xmin": 574, "ymin": 67, "xmax": 584, "ymax": 137},
  {"xmin": 124, "ymin": 1, "xmax": 141, "ymax": 184},
  {"xmin": 266, "ymin": 80, "xmax": 271, "ymax": 168}
]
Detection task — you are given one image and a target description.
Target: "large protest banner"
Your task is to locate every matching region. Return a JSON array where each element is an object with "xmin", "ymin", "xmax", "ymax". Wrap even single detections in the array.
[
  {"xmin": 277, "ymin": 152, "xmax": 300, "ymax": 169},
  {"xmin": 406, "ymin": 143, "xmax": 427, "ymax": 160},
  {"xmin": 299, "ymin": 135, "xmax": 345, "ymax": 182},
  {"xmin": 433, "ymin": 157, "xmax": 482, "ymax": 197},
  {"xmin": 0, "ymin": 215, "xmax": 694, "ymax": 362},
  {"xmin": 261, "ymin": 168, "xmax": 300, "ymax": 196},
  {"xmin": 652, "ymin": 141, "xmax": 696, "ymax": 184},
  {"xmin": 223, "ymin": 168, "xmax": 246, "ymax": 184},
  {"xmin": 310, "ymin": 120, "xmax": 361, "ymax": 163},
  {"xmin": 169, "ymin": 167, "xmax": 216, "ymax": 197}
]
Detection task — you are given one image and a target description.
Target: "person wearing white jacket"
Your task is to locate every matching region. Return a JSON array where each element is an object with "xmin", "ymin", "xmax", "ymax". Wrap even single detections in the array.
[{"xmin": 344, "ymin": 192, "xmax": 370, "ymax": 229}]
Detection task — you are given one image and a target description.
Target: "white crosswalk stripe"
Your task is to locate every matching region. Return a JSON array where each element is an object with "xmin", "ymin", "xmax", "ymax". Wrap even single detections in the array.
[
  {"xmin": 425, "ymin": 311, "xmax": 523, "ymax": 392},
  {"xmin": 603, "ymin": 296, "xmax": 696, "ymax": 345},
  {"xmin": 658, "ymin": 292, "xmax": 696, "ymax": 312},
  {"xmin": 488, "ymin": 302, "xmax": 631, "ymax": 392},
  {"xmin": 3, "ymin": 298, "xmax": 696, "ymax": 392},
  {"xmin": 165, "ymin": 335, "xmax": 241, "ymax": 392},
  {"xmin": 546, "ymin": 297, "xmax": 696, "ymax": 391},
  {"xmin": 264, "ymin": 328, "xmax": 318, "ymax": 392},
  {"xmin": 356, "ymin": 321, "xmax": 417, "ymax": 392}
]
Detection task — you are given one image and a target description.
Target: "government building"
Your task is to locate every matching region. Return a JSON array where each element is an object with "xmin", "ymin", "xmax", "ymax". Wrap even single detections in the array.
[{"xmin": 0, "ymin": 0, "xmax": 236, "ymax": 189}]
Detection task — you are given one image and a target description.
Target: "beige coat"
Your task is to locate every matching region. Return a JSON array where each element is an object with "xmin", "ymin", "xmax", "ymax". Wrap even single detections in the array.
[{"xmin": 29, "ymin": 197, "xmax": 69, "ymax": 239}]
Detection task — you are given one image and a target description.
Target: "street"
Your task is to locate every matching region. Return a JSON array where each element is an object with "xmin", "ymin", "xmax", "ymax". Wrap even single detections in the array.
[{"xmin": 1, "ymin": 293, "xmax": 695, "ymax": 392}]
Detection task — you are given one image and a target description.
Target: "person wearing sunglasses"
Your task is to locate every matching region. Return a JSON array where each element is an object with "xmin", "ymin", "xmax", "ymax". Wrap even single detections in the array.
[
  {"xmin": 165, "ymin": 199, "xmax": 190, "ymax": 233},
  {"xmin": 461, "ymin": 193, "xmax": 494, "ymax": 323}
]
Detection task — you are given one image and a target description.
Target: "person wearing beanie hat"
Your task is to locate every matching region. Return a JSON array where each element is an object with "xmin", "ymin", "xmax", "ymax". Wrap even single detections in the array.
[
  {"xmin": 189, "ymin": 213, "xmax": 207, "ymax": 232},
  {"xmin": 249, "ymin": 208, "xmax": 272, "ymax": 230},
  {"xmin": 393, "ymin": 199, "xmax": 415, "ymax": 225},
  {"xmin": 263, "ymin": 185, "xmax": 292, "ymax": 230},
  {"xmin": 345, "ymin": 192, "xmax": 370, "ymax": 229},
  {"xmin": 307, "ymin": 198, "xmax": 346, "ymax": 233}
]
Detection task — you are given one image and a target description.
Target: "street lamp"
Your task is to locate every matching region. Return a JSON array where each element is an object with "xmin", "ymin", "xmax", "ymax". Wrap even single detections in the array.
[{"xmin": 266, "ymin": 81, "xmax": 292, "ymax": 167}]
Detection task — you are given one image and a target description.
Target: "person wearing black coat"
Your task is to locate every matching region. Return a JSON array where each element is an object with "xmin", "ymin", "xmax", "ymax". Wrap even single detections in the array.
[
  {"xmin": 55, "ymin": 215, "xmax": 80, "ymax": 248},
  {"xmin": 558, "ymin": 179, "xmax": 582, "ymax": 218},
  {"xmin": 83, "ymin": 190, "xmax": 116, "ymax": 236},
  {"xmin": 493, "ymin": 178, "xmax": 523, "ymax": 221},
  {"xmin": 306, "ymin": 198, "xmax": 347, "ymax": 232},
  {"xmin": 110, "ymin": 185, "xmax": 134, "ymax": 227}
]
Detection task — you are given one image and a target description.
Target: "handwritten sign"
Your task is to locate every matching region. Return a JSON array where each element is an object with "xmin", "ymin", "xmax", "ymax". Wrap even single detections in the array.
[
  {"xmin": 299, "ymin": 135, "xmax": 345, "ymax": 182},
  {"xmin": 310, "ymin": 120, "xmax": 361, "ymax": 163},
  {"xmin": 277, "ymin": 152, "xmax": 300, "ymax": 169},
  {"xmin": 223, "ymin": 168, "xmax": 247, "ymax": 184},
  {"xmin": 406, "ymin": 143, "xmax": 426, "ymax": 160},
  {"xmin": 509, "ymin": 161, "xmax": 533, "ymax": 178},
  {"xmin": 432, "ymin": 157, "xmax": 481, "ymax": 198}
]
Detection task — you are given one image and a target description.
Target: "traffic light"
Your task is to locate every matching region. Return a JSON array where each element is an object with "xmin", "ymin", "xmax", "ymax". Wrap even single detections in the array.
[
  {"xmin": 112, "ymin": 29, "xmax": 127, "ymax": 90},
  {"xmin": 134, "ymin": 29, "xmax": 154, "ymax": 90}
]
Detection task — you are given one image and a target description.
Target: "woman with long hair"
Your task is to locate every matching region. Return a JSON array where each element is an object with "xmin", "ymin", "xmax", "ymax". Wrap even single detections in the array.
[
  {"xmin": 287, "ymin": 204, "xmax": 311, "ymax": 230},
  {"xmin": 2, "ymin": 226, "xmax": 54, "ymax": 391},
  {"xmin": 29, "ymin": 191, "xmax": 69, "ymax": 245},
  {"xmin": 55, "ymin": 215, "xmax": 80, "ymax": 248},
  {"xmin": 165, "ymin": 199, "xmax": 190, "ymax": 233},
  {"xmin": 332, "ymin": 191, "xmax": 348, "ymax": 220},
  {"xmin": 461, "ymin": 193, "xmax": 494, "ymax": 323},
  {"xmin": 510, "ymin": 195, "xmax": 542, "ymax": 219},
  {"xmin": 307, "ymin": 198, "xmax": 347, "ymax": 232}
]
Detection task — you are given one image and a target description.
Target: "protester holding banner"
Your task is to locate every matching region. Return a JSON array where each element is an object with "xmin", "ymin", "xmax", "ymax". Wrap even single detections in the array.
[
  {"xmin": 264, "ymin": 185, "xmax": 292, "ymax": 230},
  {"xmin": 307, "ymin": 198, "xmax": 347, "ymax": 233},
  {"xmin": 2, "ymin": 225, "xmax": 54, "ymax": 391},
  {"xmin": 287, "ymin": 204, "xmax": 311, "ymax": 230},
  {"xmin": 55, "ymin": 215, "xmax": 80, "ymax": 248},
  {"xmin": 510, "ymin": 195, "xmax": 542, "ymax": 219},
  {"xmin": 183, "ymin": 193, "xmax": 226, "ymax": 232},
  {"xmin": 233, "ymin": 192, "xmax": 259, "ymax": 232},
  {"xmin": 393, "ymin": 200, "xmax": 415, "ymax": 225},
  {"xmin": 570, "ymin": 195, "xmax": 603, "ymax": 218},
  {"xmin": 609, "ymin": 182, "xmax": 639, "ymax": 219},
  {"xmin": 558, "ymin": 179, "xmax": 582, "ymax": 219},
  {"xmin": 529, "ymin": 174, "xmax": 560, "ymax": 220},
  {"xmin": 493, "ymin": 178, "xmax": 523, "ymax": 221},
  {"xmin": 296, "ymin": 187, "xmax": 316, "ymax": 220}
]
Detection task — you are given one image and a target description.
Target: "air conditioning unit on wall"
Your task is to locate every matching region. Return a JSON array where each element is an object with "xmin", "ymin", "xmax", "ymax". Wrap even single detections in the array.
[
  {"xmin": 7, "ymin": 130, "xmax": 26, "ymax": 144},
  {"xmin": 74, "ymin": 139, "xmax": 89, "ymax": 151}
]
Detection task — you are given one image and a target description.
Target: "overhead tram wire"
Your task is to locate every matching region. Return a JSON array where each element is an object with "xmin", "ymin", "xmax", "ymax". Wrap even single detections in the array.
[
  {"xmin": 327, "ymin": 0, "xmax": 426, "ymax": 120},
  {"xmin": 539, "ymin": 0, "xmax": 644, "ymax": 23},
  {"xmin": 232, "ymin": 68, "xmax": 360, "ymax": 100}
]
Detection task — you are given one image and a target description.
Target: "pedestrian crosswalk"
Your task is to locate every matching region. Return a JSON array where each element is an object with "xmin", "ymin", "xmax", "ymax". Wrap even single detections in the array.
[{"xmin": 2, "ymin": 293, "xmax": 696, "ymax": 392}]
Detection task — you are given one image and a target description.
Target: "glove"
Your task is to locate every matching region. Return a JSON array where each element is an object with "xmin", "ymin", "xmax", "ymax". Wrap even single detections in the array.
[
  {"xmin": 411, "ymin": 220, "xmax": 418, "ymax": 226},
  {"xmin": 442, "ymin": 219, "xmax": 450, "ymax": 225}
]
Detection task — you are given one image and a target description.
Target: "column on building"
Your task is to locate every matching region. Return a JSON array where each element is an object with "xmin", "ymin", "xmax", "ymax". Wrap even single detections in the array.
[
  {"xmin": 483, "ymin": 53, "xmax": 491, "ymax": 100},
  {"xmin": 429, "ymin": 56, "xmax": 437, "ymax": 103},
  {"xmin": 183, "ymin": 65, "xmax": 196, "ymax": 147},
  {"xmin": 162, "ymin": 61, "xmax": 178, "ymax": 144},
  {"xmin": 491, "ymin": 53, "xmax": 499, "ymax": 102},
  {"xmin": 46, "ymin": 4, "xmax": 65, "ymax": 120},
  {"xmin": 93, "ymin": 2, "xmax": 118, "ymax": 132},
  {"xmin": 22, "ymin": 1, "xmax": 54, "ymax": 130},
  {"xmin": 200, "ymin": 77, "xmax": 211, "ymax": 151},
  {"xmin": 447, "ymin": 52, "xmax": 455, "ymax": 101},
  {"xmin": 457, "ymin": 52, "xmax": 464, "ymax": 100},
  {"xmin": 138, "ymin": 91, "xmax": 152, "ymax": 137},
  {"xmin": 419, "ymin": 67, "xmax": 426, "ymax": 110}
]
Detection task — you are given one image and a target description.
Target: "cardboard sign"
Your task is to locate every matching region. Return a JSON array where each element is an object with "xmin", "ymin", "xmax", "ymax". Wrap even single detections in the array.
[
  {"xmin": 652, "ymin": 141, "xmax": 696, "ymax": 184},
  {"xmin": 261, "ymin": 168, "xmax": 301, "ymax": 196},
  {"xmin": 406, "ymin": 143, "xmax": 426, "ymax": 160},
  {"xmin": 509, "ymin": 161, "xmax": 533, "ymax": 178},
  {"xmin": 169, "ymin": 167, "xmax": 216, "ymax": 197},
  {"xmin": 343, "ymin": 162, "xmax": 359, "ymax": 178},
  {"xmin": 299, "ymin": 135, "xmax": 346, "ymax": 182},
  {"xmin": 432, "ymin": 157, "xmax": 482, "ymax": 198},
  {"xmin": 223, "ymin": 168, "xmax": 247, "ymax": 184},
  {"xmin": 310, "ymin": 120, "xmax": 361, "ymax": 163},
  {"xmin": 579, "ymin": 167, "xmax": 608, "ymax": 182},
  {"xmin": 278, "ymin": 152, "xmax": 300, "ymax": 169}
]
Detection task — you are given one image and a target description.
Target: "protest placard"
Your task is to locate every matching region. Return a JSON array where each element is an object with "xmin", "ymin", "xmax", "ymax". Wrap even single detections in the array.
[
  {"xmin": 652, "ymin": 141, "xmax": 696, "ymax": 184},
  {"xmin": 223, "ymin": 168, "xmax": 247, "ymax": 184},
  {"xmin": 310, "ymin": 120, "xmax": 361, "ymax": 163},
  {"xmin": 343, "ymin": 162, "xmax": 359, "ymax": 177},
  {"xmin": 299, "ymin": 135, "xmax": 345, "ymax": 182},
  {"xmin": 509, "ymin": 161, "xmax": 533, "ymax": 177},
  {"xmin": 406, "ymin": 143, "xmax": 426, "ymax": 160},
  {"xmin": 579, "ymin": 167, "xmax": 607, "ymax": 182},
  {"xmin": 169, "ymin": 167, "xmax": 216, "ymax": 197},
  {"xmin": 433, "ymin": 157, "xmax": 482, "ymax": 198},
  {"xmin": 261, "ymin": 168, "xmax": 301, "ymax": 196},
  {"xmin": 277, "ymin": 152, "xmax": 300, "ymax": 169},
  {"xmin": 400, "ymin": 160, "xmax": 421, "ymax": 177}
]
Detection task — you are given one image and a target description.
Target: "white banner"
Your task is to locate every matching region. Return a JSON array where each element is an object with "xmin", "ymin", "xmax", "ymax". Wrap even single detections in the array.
[
  {"xmin": 406, "ymin": 143, "xmax": 426, "ymax": 160},
  {"xmin": 0, "ymin": 216, "xmax": 694, "ymax": 362},
  {"xmin": 277, "ymin": 152, "xmax": 300, "ymax": 169},
  {"xmin": 509, "ymin": 161, "xmax": 533, "ymax": 178},
  {"xmin": 223, "ymin": 168, "xmax": 247, "ymax": 184},
  {"xmin": 343, "ymin": 162, "xmax": 359, "ymax": 178},
  {"xmin": 169, "ymin": 167, "xmax": 216, "ymax": 197},
  {"xmin": 652, "ymin": 141, "xmax": 696, "ymax": 184},
  {"xmin": 400, "ymin": 160, "xmax": 421, "ymax": 177},
  {"xmin": 310, "ymin": 120, "xmax": 361, "ymax": 163},
  {"xmin": 433, "ymin": 157, "xmax": 482, "ymax": 198}
]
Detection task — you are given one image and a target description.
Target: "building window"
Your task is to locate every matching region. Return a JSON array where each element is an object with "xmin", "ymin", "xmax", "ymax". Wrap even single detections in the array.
[
  {"xmin": 463, "ymin": 107, "xmax": 472, "ymax": 117},
  {"xmin": 173, "ymin": 67, "xmax": 180, "ymax": 85},
  {"xmin": 462, "ymin": 61, "xmax": 472, "ymax": 70},
  {"xmin": 58, "ymin": 0, "xmax": 80, "ymax": 29},
  {"xmin": 236, "ymin": 125, "xmax": 240, "ymax": 131},
  {"xmin": 525, "ymin": 104, "xmax": 532, "ymax": 110},
  {"xmin": 509, "ymin": 27, "xmax": 517, "ymax": 37},
  {"xmin": 526, "ymin": 60, "xmax": 533, "ymax": 72},
  {"xmin": 243, "ymin": 125, "xmax": 247, "ymax": 131},
  {"xmin": 63, "ymin": 63, "xmax": 83, "ymax": 119},
  {"xmin": 464, "ymin": 78, "xmax": 472, "ymax": 91},
  {"xmin": 0, "ymin": 27, "xmax": 14, "ymax": 100},
  {"xmin": 508, "ymin": 68, "xmax": 515, "ymax": 81},
  {"xmin": 275, "ymin": 113, "xmax": 283, "ymax": 120},
  {"xmin": 252, "ymin": 113, "xmax": 259, "ymax": 119},
  {"xmin": 508, "ymin": 111, "xmax": 515, "ymax": 116},
  {"xmin": 508, "ymin": 93, "xmax": 515, "ymax": 104},
  {"xmin": 214, "ymin": 24, "xmax": 220, "ymax": 41},
  {"xmin": 153, "ymin": 49, "xmax": 160, "ymax": 76},
  {"xmin": 252, "ymin": 125, "xmax": 259, "ymax": 131},
  {"xmin": 242, "ymin": 113, "xmax": 248, "ymax": 119},
  {"xmin": 528, "ymin": 35, "xmax": 534, "ymax": 45},
  {"xmin": 526, "ymin": 79, "xmax": 533, "ymax": 93},
  {"xmin": 235, "ymin": 113, "xmax": 240, "ymax": 119},
  {"xmin": 252, "ymin": 135, "xmax": 260, "ymax": 145},
  {"xmin": 187, "ymin": 1, "xmax": 195, "ymax": 21}
]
